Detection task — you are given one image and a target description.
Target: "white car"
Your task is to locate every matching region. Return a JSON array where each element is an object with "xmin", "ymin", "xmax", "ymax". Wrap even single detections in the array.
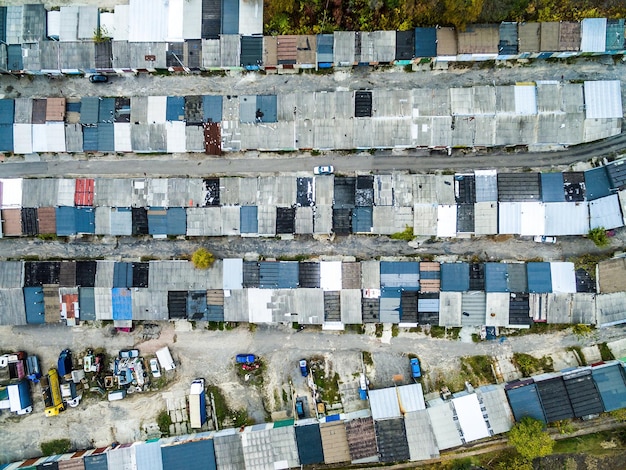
[
  {"xmin": 534, "ymin": 236, "xmax": 556, "ymax": 243},
  {"xmin": 313, "ymin": 165, "xmax": 334, "ymax": 175},
  {"xmin": 149, "ymin": 358, "xmax": 161, "ymax": 378}
]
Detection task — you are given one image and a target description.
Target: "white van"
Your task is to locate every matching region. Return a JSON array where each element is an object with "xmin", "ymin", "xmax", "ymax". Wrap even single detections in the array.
[
  {"xmin": 156, "ymin": 347, "xmax": 176, "ymax": 371},
  {"xmin": 108, "ymin": 389, "xmax": 127, "ymax": 401}
]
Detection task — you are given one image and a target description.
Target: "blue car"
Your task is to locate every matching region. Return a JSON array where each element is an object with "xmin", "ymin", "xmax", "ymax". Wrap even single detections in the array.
[
  {"xmin": 299, "ymin": 359, "xmax": 308, "ymax": 377},
  {"xmin": 236, "ymin": 354, "xmax": 256, "ymax": 364},
  {"xmin": 410, "ymin": 358, "xmax": 421, "ymax": 379}
]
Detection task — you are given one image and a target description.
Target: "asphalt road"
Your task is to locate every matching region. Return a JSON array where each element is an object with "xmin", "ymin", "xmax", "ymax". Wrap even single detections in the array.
[{"xmin": 2, "ymin": 130, "xmax": 626, "ymax": 178}]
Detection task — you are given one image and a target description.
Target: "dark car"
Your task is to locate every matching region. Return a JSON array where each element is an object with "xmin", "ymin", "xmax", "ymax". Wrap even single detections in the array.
[
  {"xmin": 58, "ymin": 349, "xmax": 73, "ymax": 377},
  {"xmin": 89, "ymin": 74, "xmax": 108, "ymax": 83}
]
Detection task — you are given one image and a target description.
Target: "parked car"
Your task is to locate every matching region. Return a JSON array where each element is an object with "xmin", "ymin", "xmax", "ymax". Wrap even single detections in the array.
[
  {"xmin": 410, "ymin": 357, "xmax": 421, "ymax": 379},
  {"xmin": 299, "ymin": 359, "xmax": 308, "ymax": 377},
  {"xmin": 313, "ymin": 165, "xmax": 334, "ymax": 175},
  {"xmin": 149, "ymin": 358, "xmax": 161, "ymax": 378},
  {"xmin": 236, "ymin": 354, "xmax": 256, "ymax": 364},
  {"xmin": 295, "ymin": 397, "xmax": 305, "ymax": 419},
  {"xmin": 533, "ymin": 236, "xmax": 556, "ymax": 243},
  {"xmin": 58, "ymin": 349, "xmax": 73, "ymax": 378},
  {"xmin": 119, "ymin": 349, "xmax": 139, "ymax": 359},
  {"xmin": 89, "ymin": 74, "xmax": 108, "ymax": 83}
]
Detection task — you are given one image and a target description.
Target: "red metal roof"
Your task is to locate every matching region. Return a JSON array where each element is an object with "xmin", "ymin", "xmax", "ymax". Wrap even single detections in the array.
[
  {"xmin": 62, "ymin": 293, "xmax": 79, "ymax": 319},
  {"xmin": 74, "ymin": 178, "xmax": 95, "ymax": 206}
]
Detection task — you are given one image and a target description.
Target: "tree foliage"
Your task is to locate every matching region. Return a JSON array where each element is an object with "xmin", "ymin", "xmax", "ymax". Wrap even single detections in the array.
[
  {"xmin": 192, "ymin": 248, "xmax": 216, "ymax": 270},
  {"xmin": 508, "ymin": 417, "xmax": 554, "ymax": 461},
  {"xmin": 587, "ymin": 227, "xmax": 610, "ymax": 247}
]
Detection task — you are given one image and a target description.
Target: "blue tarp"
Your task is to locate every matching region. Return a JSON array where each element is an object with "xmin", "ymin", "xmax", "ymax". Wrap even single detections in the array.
[
  {"xmin": 112, "ymin": 287, "xmax": 132, "ymax": 320},
  {"xmin": 166, "ymin": 96, "xmax": 185, "ymax": 121},
  {"xmin": 221, "ymin": 0, "xmax": 239, "ymax": 35},
  {"xmin": 82, "ymin": 126, "xmax": 99, "ymax": 151},
  {"xmin": 485, "ymin": 263, "xmax": 509, "ymax": 292},
  {"xmin": 0, "ymin": 99, "xmax": 14, "ymax": 124},
  {"xmin": 592, "ymin": 363, "xmax": 626, "ymax": 411},
  {"xmin": 203, "ymin": 95, "xmax": 223, "ymax": 123},
  {"xmin": 540, "ymin": 172, "xmax": 565, "ymax": 202},
  {"xmin": 161, "ymin": 439, "xmax": 217, "ymax": 470},
  {"xmin": 113, "ymin": 262, "xmax": 133, "ymax": 288},
  {"xmin": 256, "ymin": 95, "xmax": 277, "ymax": 123},
  {"xmin": 414, "ymin": 27, "xmax": 437, "ymax": 57},
  {"xmin": 352, "ymin": 206, "xmax": 373, "ymax": 233},
  {"xmin": 75, "ymin": 207, "xmax": 95, "ymax": 233},
  {"xmin": 0, "ymin": 124, "xmax": 13, "ymax": 151},
  {"xmin": 23, "ymin": 287, "xmax": 45, "ymax": 324},
  {"xmin": 98, "ymin": 98, "xmax": 115, "ymax": 123},
  {"xmin": 584, "ymin": 167, "xmax": 612, "ymax": 201},
  {"xmin": 380, "ymin": 261, "xmax": 420, "ymax": 290},
  {"xmin": 527, "ymin": 262, "xmax": 552, "ymax": 293},
  {"xmin": 240, "ymin": 206, "xmax": 258, "ymax": 233},
  {"xmin": 55, "ymin": 206, "xmax": 76, "ymax": 236},
  {"xmin": 506, "ymin": 383, "xmax": 546, "ymax": 423},
  {"xmin": 97, "ymin": 123, "xmax": 115, "ymax": 152},
  {"xmin": 295, "ymin": 424, "xmax": 325, "ymax": 465},
  {"xmin": 166, "ymin": 207, "xmax": 186, "ymax": 235},
  {"xmin": 440, "ymin": 263, "xmax": 470, "ymax": 292}
]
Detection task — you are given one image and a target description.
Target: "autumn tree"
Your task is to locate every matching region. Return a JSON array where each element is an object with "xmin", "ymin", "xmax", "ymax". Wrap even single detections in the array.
[
  {"xmin": 508, "ymin": 417, "xmax": 554, "ymax": 462},
  {"xmin": 442, "ymin": 0, "xmax": 485, "ymax": 30},
  {"xmin": 192, "ymin": 248, "xmax": 215, "ymax": 270}
]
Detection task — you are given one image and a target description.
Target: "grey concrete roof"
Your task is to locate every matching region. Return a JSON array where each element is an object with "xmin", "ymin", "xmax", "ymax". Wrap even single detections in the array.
[
  {"xmin": 427, "ymin": 402, "xmax": 462, "ymax": 450},
  {"xmin": 95, "ymin": 261, "xmax": 114, "ymax": 287},
  {"xmin": 213, "ymin": 430, "xmax": 245, "ymax": 470},
  {"xmin": 545, "ymin": 293, "xmax": 596, "ymax": 325},
  {"xmin": 295, "ymin": 288, "xmax": 324, "ymax": 325},
  {"xmin": 341, "ymin": 289, "xmax": 362, "ymax": 324},
  {"xmin": 186, "ymin": 207, "xmax": 222, "ymax": 236},
  {"xmin": 295, "ymin": 206, "xmax": 314, "ymax": 234},
  {"xmin": 476, "ymin": 385, "xmax": 514, "ymax": 435},
  {"xmin": 485, "ymin": 292, "xmax": 510, "ymax": 327},
  {"xmin": 404, "ymin": 409, "xmax": 440, "ymax": 461},
  {"xmin": 94, "ymin": 178, "xmax": 133, "ymax": 207},
  {"xmin": 131, "ymin": 288, "xmax": 168, "ymax": 321},
  {"xmin": 595, "ymin": 292, "xmax": 626, "ymax": 327},
  {"xmin": 439, "ymin": 291, "xmax": 462, "ymax": 327},
  {"xmin": 94, "ymin": 287, "xmax": 112, "ymax": 319},
  {"xmin": 0, "ymin": 288, "xmax": 27, "ymax": 325},
  {"xmin": 149, "ymin": 260, "xmax": 222, "ymax": 290},
  {"xmin": 0, "ymin": 261, "xmax": 23, "ymax": 288},
  {"xmin": 241, "ymin": 425, "xmax": 300, "ymax": 469},
  {"xmin": 94, "ymin": 207, "xmax": 111, "ymax": 235},
  {"xmin": 333, "ymin": 31, "xmax": 355, "ymax": 65}
]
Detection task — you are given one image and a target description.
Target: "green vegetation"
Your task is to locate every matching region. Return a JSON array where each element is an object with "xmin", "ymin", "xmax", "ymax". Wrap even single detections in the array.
[
  {"xmin": 92, "ymin": 26, "xmax": 111, "ymax": 43},
  {"xmin": 599, "ymin": 342, "xmax": 615, "ymax": 361},
  {"xmin": 553, "ymin": 427, "xmax": 626, "ymax": 455},
  {"xmin": 588, "ymin": 227, "xmax": 610, "ymax": 247},
  {"xmin": 391, "ymin": 324, "xmax": 399, "ymax": 337},
  {"xmin": 36, "ymin": 233, "xmax": 58, "ymax": 240},
  {"xmin": 569, "ymin": 345, "xmax": 586, "ymax": 365},
  {"xmin": 552, "ymin": 419, "xmax": 575, "ymax": 435},
  {"xmin": 572, "ymin": 323, "xmax": 594, "ymax": 338},
  {"xmin": 375, "ymin": 324, "xmax": 384, "ymax": 337},
  {"xmin": 509, "ymin": 417, "xmax": 554, "ymax": 461},
  {"xmin": 362, "ymin": 350, "xmax": 374, "ymax": 367},
  {"xmin": 207, "ymin": 321, "xmax": 226, "ymax": 330},
  {"xmin": 156, "ymin": 410, "xmax": 172, "ymax": 434},
  {"xmin": 608, "ymin": 409, "xmax": 626, "ymax": 422},
  {"xmin": 344, "ymin": 324, "xmax": 365, "ymax": 334},
  {"xmin": 430, "ymin": 326, "xmax": 446, "ymax": 338},
  {"xmin": 192, "ymin": 248, "xmax": 216, "ymax": 269},
  {"xmin": 512, "ymin": 352, "xmax": 554, "ymax": 376},
  {"xmin": 206, "ymin": 384, "xmax": 229, "ymax": 425},
  {"xmin": 41, "ymin": 439, "xmax": 72, "ymax": 456},
  {"xmin": 459, "ymin": 355, "xmax": 494, "ymax": 384},
  {"xmin": 314, "ymin": 371, "xmax": 341, "ymax": 403},
  {"xmin": 390, "ymin": 225, "xmax": 415, "ymax": 241}
]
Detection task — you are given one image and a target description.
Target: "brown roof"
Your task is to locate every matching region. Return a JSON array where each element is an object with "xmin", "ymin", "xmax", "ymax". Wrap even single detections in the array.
[
  {"xmin": 1, "ymin": 208, "xmax": 22, "ymax": 236},
  {"xmin": 540, "ymin": 22, "xmax": 560, "ymax": 51},
  {"xmin": 457, "ymin": 24, "xmax": 498, "ymax": 54},
  {"xmin": 296, "ymin": 35, "xmax": 317, "ymax": 65},
  {"xmin": 342, "ymin": 262, "xmax": 361, "ymax": 289},
  {"xmin": 59, "ymin": 261, "xmax": 77, "ymax": 287},
  {"xmin": 320, "ymin": 420, "xmax": 351, "ymax": 464},
  {"xmin": 58, "ymin": 458, "xmax": 86, "ymax": 470},
  {"xmin": 598, "ymin": 258, "xmax": 626, "ymax": 294},
  {"xmin": 207, "ymin": 289, "xmax": 224, "ymax": 305},
  {"xmin": 32, "ymin": 98, "xmax": 47, "ymax": 124},
  {"xmin": 37, "ymin": 207, "xmax": 57, "ymax": 234},
  {"xmin": 559, "ymin": 21, "xmax": 581, "ymax": 51},
  {"xmin": 345, "ymin": 417, "xmax": 378, "ymax": 461},
  {"xmin": 518, "ymin": 23, "xmax": 540, "ymax": 52},
  {"xmin": 420, "ymin": 261, "xmax": 441, "ymax": 292},
  {"xmin": 277, "ymin": 35, "xmax": 298, "ymax": 62},
  {"xmin": 46, "ymin": 97, "xmax": 66, "ymax": 122},
  {"xmin": 44, "ymin": 284, "xmax": 60, "ymax": 323},
  {"xmin": 263, "ymin": 36, "xmax": 278, "ymax": 67},
  {"xmin": 436, "ymin": 27, "xmax": 457, "ymax": 56}
]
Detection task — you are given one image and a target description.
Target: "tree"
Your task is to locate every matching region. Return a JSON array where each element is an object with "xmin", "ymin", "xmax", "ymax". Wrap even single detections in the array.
[
  {"xmin": 587, "ymin": 227, "xmax": 609, "ymax": 247},
  {"xmin": 192, "ymin": 248, "xmax": 215, "ymax": 269},
  {"xmin": 442, "ymin": 0, "xmax": 485, "ymax": 30},
  {"xmin": 508, "ymin": 417, "xmax": 554, "ymax": 462}
]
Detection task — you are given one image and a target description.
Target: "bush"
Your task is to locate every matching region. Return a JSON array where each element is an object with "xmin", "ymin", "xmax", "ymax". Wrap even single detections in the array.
[
  {"xmin": 41, "ymin": 439, "xmax": 72, "ymax": 456},
  {"xmin": 192, "ymin": 248, "xmax": 215, "ymax": 269},
  {"xmin": 509, "ymin": 417, "xmax": 554, "ymax": 461},
  {"xmin": 156, "ymin": 410, "xmax": 172, "ymax": 434},
  {"xmin": 390, "ymin": 225, "xmax": 414, "ymax": 241},
  {"xmin": 588, "ymin": 227, "xmax": 609, "ymax": 247}
]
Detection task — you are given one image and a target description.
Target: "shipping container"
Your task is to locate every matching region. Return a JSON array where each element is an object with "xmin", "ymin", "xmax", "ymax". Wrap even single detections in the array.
[{"xmin": 189, "ymin": 378, "xmax": 206, "ymax": 429}]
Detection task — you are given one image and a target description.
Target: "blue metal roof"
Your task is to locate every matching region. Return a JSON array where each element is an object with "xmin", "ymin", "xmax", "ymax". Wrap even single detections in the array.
[
  {"xmin": 80, "ymin": 97, "xmax": 100, "ymax": 125},
  {"xmin": 206, "ymin": 305, "xmax": 224, "ymax": 321},
  {"xmin": 23, "ymin": 287, "xmax": 45, "ymax": 324},
  {"xmin": 256, "ymin": 95, "xmax": 277, "ymax": 123},
  {"xmin": 221, "ymin": 0, "xmax": 239, "ymax": 35},
  {"xmin": 592, "ymin": 363, "xmax": 626, "ymax": 411},
  {"xmin": 352, "ymin": 206, "xmax": 373, "ymax": 233},
  {"xmin": 83, "ymin": 453, "xmax": 108, "ymax": 470},
  {"xmin": 79, "ymin": 287, "xmax": 96, "ymax": 321},
  {"xmin": 203, "ymin": 95, "xmax": 223, "ymax": 123},
  {"xmin": 258, "ymin": 261, "xmax": 299, "ymax": 288},
  {"xmin": 75, "ymin": 207, "xmax": 95, "ymax": 233},
  {"xmin": 187, "ymin": 290, "xmax": 207, "ymax": 319},
  {"xmin": 98, "ymin": 98, "xmax": 115, "ymax": 123},
  {"xmin": 240, "ymin": 35, "xmax": 263, "ymax": 67},
  {"xmin": 136, "ymin": 441, "xmax": 164, "ymax": 470},
  {"xmin": 498, "ymin": 22, "xmax": 518, "ymax": 55},
  {"xmin": 7, "ymin": 44, "xmax": 22, "ymax": 71},
  {"xmin": 440, "ymin": 263, "xmax": 470, "ymax": 292},
  {"xmin": 584, "ymin": 167, "xmax": 612, "ymax": 201},
  {"xmin": 0, "ymin": 124, "xmax": 13, "ymax": 151},
  {"xmin": 113, "ymin": 262, "xmax": 133, "ymax": 288},
  {"xmin": 166, "ymin": 96, "xmax": 185, "ymax": 121},
  {"xmin": 240, "ymin": 206, "xmax": 258, "ymax": 233},
  {"xmin": 527, "ymin": 262, "xmax": 552, "ymax": 293},
  {"xmin": 0, "ymin": 7, "xmax": 6, "ymax": 44},
  {"xmin": 605, "ymin": 19, "xmax": 625, "ymax": 51},
  {"xmin": 0, "ymin": 99, "xmax": 14, "ymax": 124},
  {"xmin": 56, "ymin": 206, "xmax": 76, "ymax": 236},
  {"xmin": 540, "ymin": 172, "xmax": 565, "ymax": 202},
  {"xmin": 380, "ymin": 261, "xmax": 420, "ymax": 290},
  {"xmin": 317, "ymin": 34, "xmax": 334, "ymax": 63},
  {"xmin": 112, "ymin": 287, "xmax": 132, "ymax": 320},
  {"xmin": 380, "ymin": 261, "xmax": 419, "ymax": 275},
  {"xmin": 484, "ymin": 263, "xmax": 509, "ymax": 292},
  {"xmin": 83, "ymin": 126, "xmax": 99, "ymax": 151},
  {"xmin": 295, "ymin": 424, "xmax": 324, "ymax": 465},
  {"xmin": 414, "ymin": 27, "xmax": 437, "ymax": 57},
  {"xmin": 98, "ymin": 123, "xmax": 115, "ymax": 152},
  {"xmin": 167, "ymin": 207, "xmax": 186, "ymax": 235},
  {"xmin": 148, "ymin": 207, "xmax": 168, "ymax": 235},
  {"xmin": 66, "ymin": 101, "xmax": 81, "ymax": 113},
  {"xmin": 161, "ymin": 439, "xmax": 217, "ymax": 470},
  {"xmin": 506, "ymin": 382, "xmax": 546, "ymax": 423}
]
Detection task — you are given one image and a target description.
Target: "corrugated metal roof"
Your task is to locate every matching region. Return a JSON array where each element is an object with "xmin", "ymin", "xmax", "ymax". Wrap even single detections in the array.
[
  {"xmin": 584, "ymin": 167, "xmax": 612, "ymax": 201},
  {"xmin": 319, "ymin": 420, "xmax": 350, "ymax": 465},
  {"xmin": 589, "ymin": 194, "xmax": 623, "ymax": 230},
  {"xmin": 83, "ymin": 453, "xmax": 108, "ymax": 470},
  {"xmin": 380, "ymin": 261, "xmax": 419, "ymax": 289},
  {"xmin": 166, "ymin": 96, "xmax": 185, "ymax": 121},
  {"xmin": 581, "ymin": 18, "xmax": 607, "ymax": 52},
  {"xmin": 592, "ymin": 362, "xmax": 626, "ymax": 411},
  {"xmin": 563, "ymin": 369, "xmax": 604, "ymax": 418},
  {"xmin": 427, "ymin": 403, "xmax": 462, "ymax": 450},
  {"xmin": 414, "ymin": 27, "xmax": 436, "ymax": 58},
  {"xmin": 535, "ymin": 375, "xmax": 574, "ymax": 422},
  {"xmin": 376, "ymin": 417, "xmax": 410, "ymax": 463},
  {"xmin": 0, "ymin": 124, "xmax": 13, "ymax": 151},
  {"xmin": 79, "ymin": 288, "xmax": 96, "ymax": 321},
  {"xmin": 476, "ymin": 385, "xmax": 514, "ymax": 435},
  {"xmin": 55, "ymin": 206, "xmax": 76, "ymax": 235},
  {"xmin": 452, "ymin": 393, "xmax": 490, "ymax": 442},
  {"xmin": 134, "ymin": 442, "xmax": 163, "ymax": 470},
  {"xmin": 161, "ymin": 439, "xmax": 216, "ymax": 470},
  {"xmin": 0, "ymin": 288, "xmax": 27, "ymax": 325},
  {"xmin": 396, "ymin": 30, "xmax": 414, "ymax": 60},
  {"xmin": 540, "ymin": 172, "xmax": 565, "ymax": 202},
  {"xmin": 80, "ymin": 97, "xmax": 99, "ymax": 125},
  {"xmin": 505, "ymin": 381, "xmax": 546, "ymax": 422},
  {"xmin": 485, "ymin": 263, "xmax": 509, "ymax": 293},
  {"xmin": 316, "ymin": 34, "xmax": 333, "ymax": 63},
  {"xmin": 404, "ymin": 410, "xmax": 439, "ymax": 461},
  {"xmin": 527, "ymin": 262, "xmax": 552, "ymax": 294},
  {"xmin": 584, "ymin": 80, "xmax": 622, "ymax": 119},
  {"xmin": 0, "ymin": 99, "xmax": 14, "ymax": 124},
  {"xmin": 440, "ymin": 263, "xmax": 469, "ymax": 292},
  {"xmin": 221, "ymin": 0, "xmax": 239, "ymax": 35}
]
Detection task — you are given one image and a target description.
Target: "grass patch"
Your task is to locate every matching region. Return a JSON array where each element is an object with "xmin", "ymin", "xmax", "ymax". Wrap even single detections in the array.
[
  {"xmin": 206, "ymin": 384, "xmax": 229, "ymax": 426},
  {"xmin": 572, "ymin": 323, "xmax": 594, "ymax": 338},
  {"xmin": 314, "ymin": 371, "xmax": 341, "ymax": 404},
  {"xmin": 553, "ymin": 428, "xmax": 626, "ymax": 456},
  {"xmin": 460, "ymin": 355, "xmax": 494, "ymax": 384},
  {"xmin": 390, "ymin": 225, "xmax": 414, "ymax": 241},
  {"xmin": 391, "ymin": 324, "xmax": 399, "ymax": 337},
  {"xmin": 41, "ymin": 439, "xmax": 72, "ymax": 456},
  {"xmin": 156, "ymin": 410, "xmax": 172, "ymax": 435},
  {"xmin": 362, "ymin": 351, "xmax": 373, "ymax": 367},
  {"xmin": 430, "ymin": 326, "xmax": 446, "ymax": 338},
  {"xmin": 344, "ymin": 324, "xmax": 365, "ymax": 334},
  {"xmin": 512, "ymin": 353, "xmax": 554, "ymax": 376},
  {"xmin": 599, "ymin": 342, "xmax": 615, "ymax": 361},
  {"xmin": 448, "ymin": 327, "xmax": 461, "ymax": 340},
  {"xmin": 570, "ymin": 253, "xmax": 610, "ymax": 281},
  {"xmin": 206, "ymin": 321, "xmax": 225, "ymax": 331},
  {"xmin": 375, "ymin": 324, "xmax": 384, "ymax": 338}
]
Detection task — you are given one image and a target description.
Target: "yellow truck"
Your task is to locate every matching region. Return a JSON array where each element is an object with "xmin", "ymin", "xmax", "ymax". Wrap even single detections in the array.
[{"xmin": 41, "ymin": 368, "xmax": 65, "ymax": 417}]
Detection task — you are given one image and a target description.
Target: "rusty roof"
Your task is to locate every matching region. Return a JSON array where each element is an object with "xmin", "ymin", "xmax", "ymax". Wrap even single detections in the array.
[
  {"xmin": 37, "ymin": 207, "xmax": 57, "ymax": 234},
  {"xmin": 1, "ymin": 208, "xmax": 22, "ymax": 236},
  {"xmin": 598, "ymin": 258, "xmax": 626, "ymax": 294},
  {"xmin": 46, "ymin": 97, "xmax": 66, "ymax": 122},
  {"xmin": 436, "ymin": 27, "xmax": 457, "ymax": 56},
  {"xmin": 457, "ymin": 24, "xmax": 499, "ymax": 54},
  {"xmin": 277, "ymin": 35, "xmax": 298, "ymax": 62},
  {"xmin": 559, "ymin": 21, "xmax": 581, "ymax": 51},
  {"xmin": 320, "ymin": 420, "xmax": 351, "ymax": 464},
  {"xmin": 345, "ymin": 417, "xmax": 378, "ymax": 461}
]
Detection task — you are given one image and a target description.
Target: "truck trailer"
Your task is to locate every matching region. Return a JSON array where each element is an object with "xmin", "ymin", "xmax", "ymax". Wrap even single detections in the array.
[
  {"xmin": 156, "ymin": 347, "xmax": 176, "ymax": 371},
  {"xmin": 7, "ymin": 379, "xmax": 33, "ymax": 415},
  {"xmin": 41, "ymin": 368, "xmax": 65, "ymax": 417},
  {"xmin": 189, "ymin": 379, "xmax": 206, "ymax": 429}
]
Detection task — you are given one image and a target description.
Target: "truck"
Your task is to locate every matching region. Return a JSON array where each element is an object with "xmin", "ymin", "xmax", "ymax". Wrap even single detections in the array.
[
  {"xmin": 189, "ymin": 379, "xmax": 207, "ymax": 429},
  {"xmin": 156, "ymin": 347, "xmax": 176, "ymax": 371},
  {"xmin": 7, "ymin": 379, "xmax": 33, "ymax": 415},
  {"xmin": 41, "ymin": 368, "xmax": 65, "ymax": 417},
  {"xmin": 58, "ymin": 349, "xmax": 73, "ymax": 379}
]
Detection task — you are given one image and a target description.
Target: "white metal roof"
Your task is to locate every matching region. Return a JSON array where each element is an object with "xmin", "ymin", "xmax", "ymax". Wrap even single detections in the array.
[
  {"xmin": 485, "ymin": 292, "xmax": 509, "ymax": 327},
  {"xmin": 514, "ymin": 85, "xmax": 537, "ymax": 115},
  {"xmin": 413, "ymin": 204, "xmax": 437, "ymax": 236},
  {"xmin": 550, "ymin": 262, "xmax": 577, "ymax": 293},
  {"xmin": 369, "ymin": 383, "xmax": 425, "ymax": 420},
  {"xmin": 427, "ymin": 403, "xmax": 462, "ymax": 450},
  {"xmin": 584, "ymin": 80, "xmax": 623, "ymax": 119},
  {"xmin": 13, "ymin": 124, "xmax": 32, "ymax": 154},
  {"xmin": 544, "ymin": 202, "xmax": 589, "ymax": 235},
  {"xmin": 404, "ymin": 410, "xmax": 440, "ymax": 461},
  {"xmin": 129, "ymin": 0, "xmax": 168, "ymax": 42},
  {"xmin": 476, "ymin": 385, "xmax": 514, "ymax": 435},
  {"xmin": 59, "ymin": 6, "xmax": 79, "ymax": 42},
  {"xmin": 47, "ymin": 11, "xmax": 60, "ymax": 38},
  {"xmin": 167, "ymin": 0, "xmax": 184, "ymax": 41},
  {"xmin": 498, "ymin": 202, "xmax": 521, "ymax": 234},
  {"xmin": 113, "ymin": 5, "xmax": 129, "ymax": 41},
  {"xmin": 31, "ymin": 124, "xmax": 47, "ymax": 152},
  {"xmin": 223, "ymin": 258, "xmax": 243, "ymax": 290},
  {"xmin": 436, "ymin": 204, "xmax": 457, "ymax": 237},
  {"xmin": 520, "ymin": 201, "xmax": 545, "ymax": 236},
  {"xmin": 239, "ymin": 0, "xmax": 263, "ymax": 36},
  {"xmin": 57, "ymin": 179, "xmax": 76, "ymax": 207},
  {"xmin": 99, "ymin": 12, "xmax": 115, "ymax": 38},
  {"xmin": 439, "ymin": 291, "xmax": 462, "ymax": 327},
  {"xmin": 45, "ymin": 122, "xmax": 66, "ymax": 152},
  {"xmin": 320, "ymin": 261, "xmax": 342, "ymax": 291},
  {"xmin": 0, "ymin": 179, "xmax": 22, "ymax": 209},
  {"xmin": 114, "ymin": 123, "xmax": 132, "ymax": 152},
  {"xmin": 166, "ymin": 121, "xmax": 186, "ymax": 153},
  {"xmin": 589, "ymin": 194, "xmax": 624, "ymax": 230},
  {"xmin": 581, "ymin": 18, "xmax": 607, "ymax": 52},
  {"xmin": 452, "ymin": 393, "xmax": 490, "ymax": 443},
  {"xmin": 78, "ymin": 6, "xmax": 98, "ymax": 40},
  {"xmin": 247, "ymin": 288, "xmax": 273, "ymax": 323},
  {"xmin": 182, "ymin": 0, "xmax": 202, "ymax": 39},
  {"xmin": 147, "ymin": 96, "xmax": 167, "ymax": 123}
]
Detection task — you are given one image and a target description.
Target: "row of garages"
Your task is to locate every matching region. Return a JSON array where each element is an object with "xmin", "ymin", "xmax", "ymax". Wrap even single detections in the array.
[
  {"xmin": 0, "ymin": 80, "xmax": 622, "ymax": 153},
  {"xmin": 4, "ymin": 360, "xmax": 626, "ymax": 469},
  {"xmin": 1, "ymin": 259, "xmax": 625, "ymax": 328}
]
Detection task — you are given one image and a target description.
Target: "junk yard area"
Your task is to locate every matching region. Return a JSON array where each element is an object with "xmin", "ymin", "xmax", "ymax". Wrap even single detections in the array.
[{"xmin": 1, "ymin": 319, "xmax": 625, "ymax": 463}]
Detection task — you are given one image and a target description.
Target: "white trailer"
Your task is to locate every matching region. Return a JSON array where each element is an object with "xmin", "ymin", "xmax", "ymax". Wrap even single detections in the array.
[{"xmin": 156, "ymin": 347, "xmax": 176, "ymax": 371}]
